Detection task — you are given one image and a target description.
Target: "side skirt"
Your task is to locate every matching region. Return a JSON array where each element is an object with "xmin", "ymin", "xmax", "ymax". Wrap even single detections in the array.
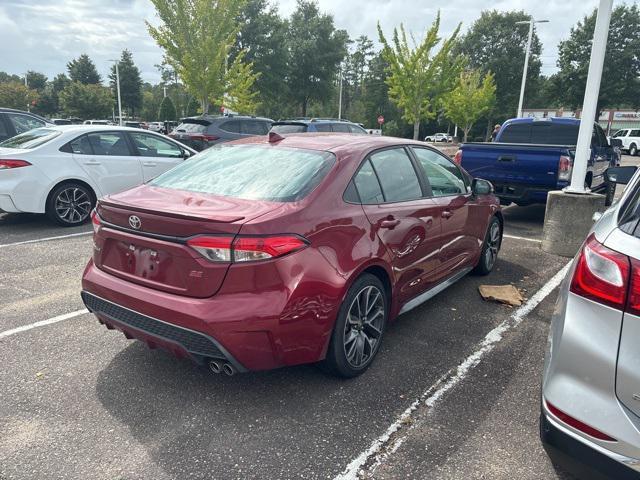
[{"xmin": 398, "ymin": 267, "xmax": 472, "ymax": 316}]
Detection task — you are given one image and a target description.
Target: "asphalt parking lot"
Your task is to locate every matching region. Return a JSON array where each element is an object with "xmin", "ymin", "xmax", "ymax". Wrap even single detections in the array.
[{"xmin": 0, "ymin": 155, "xmax": 637, "ymax": 480}]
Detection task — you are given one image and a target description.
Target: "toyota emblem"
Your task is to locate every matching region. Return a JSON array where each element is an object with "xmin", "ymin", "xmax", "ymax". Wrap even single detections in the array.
[{"xmin": 128, "ymin": 215, "xmax": 142, "ymax": 230}]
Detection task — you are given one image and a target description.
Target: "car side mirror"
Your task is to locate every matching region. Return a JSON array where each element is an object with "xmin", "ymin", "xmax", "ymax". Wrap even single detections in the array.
[
  {"xmin": 472, "ymin": 178, "xmax": 494, "ymax": 196},
  {"xmin": 182, "ymin": 150, "xmax": 191, "ymax": 159},
  {"xmin": 605, "ymin": 166, "xmax": 637, "ymax": 185},
  {"xmin": 610, "ymin": 138, "xmax": 623, "ymax": 148}
]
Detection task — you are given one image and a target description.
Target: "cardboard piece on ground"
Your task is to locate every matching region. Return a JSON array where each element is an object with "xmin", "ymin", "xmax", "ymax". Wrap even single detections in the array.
[{"xmin": 478, "ymin": 285, "xmax": 524, "ymax": 307}]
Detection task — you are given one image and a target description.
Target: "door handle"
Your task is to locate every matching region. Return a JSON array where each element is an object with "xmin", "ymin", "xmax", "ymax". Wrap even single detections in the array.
[
  {"xmin": 380, "ymin": 218, "xmax": 401, "ymax": 229},
  {"xmin": 84, "ymin": 161, "xmax": 101, "ymax": 165},
  {"xmin": 442, "ymin": 211, "xmax": 454, "ymax": 219},
  {"xmin": 498, "ymin": 155, "xmax": 515, "ymax": 162},
  {"xmin": 142, "ymin": 161, "xmax": 158, "ymax": 167}
]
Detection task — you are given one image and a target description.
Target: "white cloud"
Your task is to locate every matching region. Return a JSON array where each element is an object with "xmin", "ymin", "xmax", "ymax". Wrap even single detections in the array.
[{"xmin": 0, "ymin": 0, "xmax": 622, "ymax": 83}]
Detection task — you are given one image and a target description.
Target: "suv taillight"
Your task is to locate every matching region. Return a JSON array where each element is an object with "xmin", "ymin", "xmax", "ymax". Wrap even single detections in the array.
[
  {"xmin": 0, "ymin": 159, "xmax": 31, "ymax": 169},
  {"xmin": 453, "ymin": 150, "xmax": 463, "ymax": 166},
  {"xmin": 570, "ymin": 234, "xmax": 630, "ymax": 310},
  {"xmin": 187, "ymin": 235, "xmax": 308, "ymax": 263},
  {"xmin": 558, "ymin": 155, "xmax": 573, "ymax": 181},
  {"xmin": 628, "ymin": 259, "xmax": 640, "ymax": 316},
  {"xmin": 192, "ymin": 134, "xmax": 219, "ymax": 143},
  {"xmin": 91, "ymin": 210, "xmax": 101, "ymax": 234}
]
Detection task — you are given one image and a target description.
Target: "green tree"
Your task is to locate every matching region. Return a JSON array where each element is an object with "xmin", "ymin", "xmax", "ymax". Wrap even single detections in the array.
[
  {"xmin": 0, "ymin": 82, "xmax": 38, "ymax": 110},
  {"xmin": 67, "ymin": 54, "xmax": 102, "ymax": 85},
  {"xmin": 158, "ymin": 96, "xmax": 177, "ymax": 121},
  {"xmin": 0, "ymin": 72, "xmax": 22, "ymax": 84},
  {"xmin": 555, "ymin": 4, "xmax": 640, "ymax": 113},
  {"xmin": 109, "ymin": 50, "xmax": 143, "ymax": 117},
  {"xmin": 456, "ymin": 10, "xmax": 542, "ymax": 125},
  {"xmin": 221, "ymin": 51, "xmax": 261, "ymax": 113},
  {"xmin": 233, "ymin": 0, "xmax": 289, "ymax": 118},
  {"xmin": 286, "ymin": 0, "xmax": 348, "ymax": 116},
  {"xmin": 25, "ymin": 71, "xmax": 48, "ymax": 92},
  {"xmin": 378, "ymin": 13, "xmax": 462, "ymax": 139},
  {"xmin": 362, "ymin": 53, "xmax": 403, "ymax": 131},
  {"xmin": 442, "ymin": 70, "xmax": 496, "ymax": 141},
  {"xmin": 147, "ymin": 0, "xmax": 256, "ymax": 114},
  {"xmin": 59, "ymin": 82, "xmax": 112, "ymax": 119}
]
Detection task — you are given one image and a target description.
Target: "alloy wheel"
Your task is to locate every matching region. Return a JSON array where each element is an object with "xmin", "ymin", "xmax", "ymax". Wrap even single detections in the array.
[
  {"xmin": 484, "ymin": 221, "xmax": 501, "ymax": 270},
  {"xmin": 343, "ymin": 285, "xmax": 385, "ymax": 368},
  {"xmin": 54, "ymin": 187, "xmax": 92, "ymax": 224}
]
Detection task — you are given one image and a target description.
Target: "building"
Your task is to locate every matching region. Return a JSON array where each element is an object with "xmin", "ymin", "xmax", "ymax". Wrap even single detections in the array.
[{"xmin": 522, "ymin": 108, "xmax": 640, "ymax": 134}]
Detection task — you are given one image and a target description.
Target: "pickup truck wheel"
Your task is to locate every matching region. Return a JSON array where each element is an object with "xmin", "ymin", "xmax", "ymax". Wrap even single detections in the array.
[
  {"xmin": 630, "ymin": 144, "xmax": 638, "ymax": 156},
  {"xmin": 473, "ymin": 217, "xmax": 501, "ymax": 276}
]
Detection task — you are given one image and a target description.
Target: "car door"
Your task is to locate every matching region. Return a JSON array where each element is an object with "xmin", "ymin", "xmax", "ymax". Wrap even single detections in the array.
[
  {"xmin": 591, "ymin": 123, "xmax": 612, "ymax": 189},
  {"xmin": 353, "ymin": 147, "xmax": 443, "ymax": 304},
  {"xmin": 127, "ymin": 131, "xmax": 186, "ymax": 181},
  {"xmin": 71, "ymin": 131, "xmax": 143, "ymax": 196},
  {"xmin": 411, "ymin": 147, "xmax": 477, "ymax": 275}
]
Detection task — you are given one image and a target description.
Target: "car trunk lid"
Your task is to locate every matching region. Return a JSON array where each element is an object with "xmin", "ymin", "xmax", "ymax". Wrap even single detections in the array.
[{"xmin": 94, "ymin": 185, "xmax": 279, "ymax": 298}]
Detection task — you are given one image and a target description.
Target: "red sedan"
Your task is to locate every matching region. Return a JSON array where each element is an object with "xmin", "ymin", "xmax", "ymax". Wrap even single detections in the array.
[{"xmin": 81, "ymin": 133, "xmax": 502, "ymax": 377}]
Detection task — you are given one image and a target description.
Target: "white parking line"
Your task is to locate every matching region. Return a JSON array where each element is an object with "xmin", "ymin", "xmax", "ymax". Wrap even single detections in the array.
[
  {"xmin": 0, "ymin": 231, "xmax": 92, "ymax": 249},
  {"xmin": 334, "ymin": 261, "xmax": 571, "ymax": 480},
  {"xmin": 0, "ymin": 309, "xmax": 88, "ymax": 339},
  {"xmin": 503, "ymin": 234, "xmax": 542, "ymax": 243}
]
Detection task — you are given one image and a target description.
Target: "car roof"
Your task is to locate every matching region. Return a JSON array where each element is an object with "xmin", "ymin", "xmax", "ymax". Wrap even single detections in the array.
[
  {"xmin": 182, "ymin": 115, "xmax": 274, "ymax": 123},
  {"xmin": 0, "ymin": 108, "xmax": 51, "ymax": 122},
  {"xmin": 38, "ymin": 125, "xmax": 163, "ymax": 134},
  {"xmin": 276, "ymin": 118, "xmax": 359, "ymax": 125},
  {"xmin": 229, "ymin": 132, "xmax": 431, "ymax": 157},
  {"xmin": 504, "ymin": 117, "xmax": 582, "ymax": 126}
]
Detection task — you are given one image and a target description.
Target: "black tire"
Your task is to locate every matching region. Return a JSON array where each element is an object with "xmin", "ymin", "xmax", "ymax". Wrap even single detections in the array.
[
  {"xmin": 323, "ymin": 273, "xmax": 388, "ymax": 378},
  {"xmin": 472, "ymin": 216, "xmax": 501, "ymax": 276},
  {"xmin": 604, "ymin": 180, "xmax": 616, "ymax": 207},
  {"xmin": 46, "ymin": 182, "xmax": 95, "ymax": 227},
  {"xmin": 630, "ymin": 144, "xmax": 638, "ymax": 157}
]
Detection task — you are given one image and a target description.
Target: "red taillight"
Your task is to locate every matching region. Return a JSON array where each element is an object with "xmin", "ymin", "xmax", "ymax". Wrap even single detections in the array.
[
  {"xmin": 545, "ymin": 400, "xmax": 616, "ymax": 442},
  {"xmin": 570, "ymin": 234, "xmax": 630, "ymax": 310},
  {"xmin": 453, "ymin": 150, "xmax": 463, "ymax": 165},
  {"xmin": 628, "ymin": 259, "xmax": 640, "ymax": 316},
  {"xmin": 91, "ymin": 210, "xmax": 101, "ymax": 234},
  {"xmin": 0, "ymin": 159, "xmax": 32, "ymax": 169},
  {"xmin": 558, "ymin": 155, "xmax": 573, "ymax": 181},
  {"xmin": 187, "ymin": 235, "xmax": 308, "ymax": 263},
  {"xmin": 192, "ymin": 134, "xmax": 219, "ymax": 143}
]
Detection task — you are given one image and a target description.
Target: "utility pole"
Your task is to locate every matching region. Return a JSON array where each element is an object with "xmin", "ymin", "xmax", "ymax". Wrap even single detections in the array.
[
  {"xmin": 110, "ymin": 59, "xmax": 123, "ymax": 125},
  {"xmin": 515, "ymin": 18, "xmax": 549, "ymax": 118},
  {"xmin": 338, "ymin": 66, "xmax": 343, "ymax": 120},
  {"xmin": 566, "ymin": 0, "xmax": 613, "ymax": 193},
  {"xmin": 24, "ymin": 74, "xmax": 30, "ymax": 112}
]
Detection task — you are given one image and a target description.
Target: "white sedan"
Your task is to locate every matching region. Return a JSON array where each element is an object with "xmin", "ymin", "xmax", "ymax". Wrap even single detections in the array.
[{"xmin": 0, "ymin": 125, "xmax": 196, "ymax": 226}]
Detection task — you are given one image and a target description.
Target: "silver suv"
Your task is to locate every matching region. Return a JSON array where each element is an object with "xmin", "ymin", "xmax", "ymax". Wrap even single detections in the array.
[{"xmin": 541, "ymin": 165, "xmax": 640, "ymax": 479}]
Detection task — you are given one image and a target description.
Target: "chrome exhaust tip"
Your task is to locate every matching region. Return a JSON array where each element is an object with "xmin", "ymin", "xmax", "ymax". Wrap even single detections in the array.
[
  {"xmin": 208, "ymin": 360, "xmax": 222, "ymax": 374},
  {"xmin": 222, "ymin": 363, "xmax": 235, "ymax": 376}
]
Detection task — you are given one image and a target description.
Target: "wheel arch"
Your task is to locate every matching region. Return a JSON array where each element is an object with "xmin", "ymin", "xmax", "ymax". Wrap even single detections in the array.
[{"xmin": 45, "ymin": 178, "xmax": 98, "ymax": 212}]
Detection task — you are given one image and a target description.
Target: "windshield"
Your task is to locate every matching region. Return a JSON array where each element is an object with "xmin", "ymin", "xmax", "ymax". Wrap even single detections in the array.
[
  {"xmin": 150, "ymin": 144, "xmax": 335, "ymax": 202},
  {"xmin": 0, "ymin": 128, "xmax": 62, "ymax": 149},
  {"xmin": 613, "ymin": 130, "xmax": 627, "ymax": 138}
]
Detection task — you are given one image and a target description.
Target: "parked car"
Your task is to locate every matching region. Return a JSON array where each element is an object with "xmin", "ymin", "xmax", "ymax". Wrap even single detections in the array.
[
  {"xmin": 0, "ymin": 125, "xmax": 196, "ymax": 226},
  {"xmin": 81, "ymin": 134, "xmax": 502, "ymax": 377},
  {"xmin": 83, "ymin": 120, "xmax": 109, "ymax": 125},
  {"xmin": 541, "ymin": 164, "xmax": 640, "ymax": 480},
  {"xmin": 169, "ymin": 115, "xmax": 273, "ymax": 151},
  {"xmin": 425, "ymin": 133, "xmax": 453, "ymax": 143},
  {"xmin": 124, "ymin": 121, "xmax": 147, "ymax": 129},
  {"xmin": 611, "ymin": 128, "xmax": 640, "ymax": 156},
  {"xmin": 50, "ymin": 118, "xmax": 73, "ymax": 126},
  {"xmin": 454, "ymin": 117, "xmax": 621, "ymax": 206},
  {"xmin": 270, "ymin": 118, "xmax": 368, "ymax": 135},
  {"xmin": 0, "ymin": 107, "xmax": 53, "ymax": 142},
  {"xmin": 147, "ymin": 122, "xmax": 163, "ymax": 133}
]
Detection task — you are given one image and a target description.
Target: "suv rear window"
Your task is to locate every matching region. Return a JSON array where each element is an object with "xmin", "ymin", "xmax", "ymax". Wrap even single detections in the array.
[
  {"xmin": 271, "ymin": 124, "xmax": 307, "ymax": 134},
  {"xmin": 150, "ymin": 145, "xmax": 335, "ymax": 202},
  {"xmin": 175, "ymin": 121, "xmax": 208, "ymax": 134},
  {"xmin": 0, "ymin": 128, "xmax": 61, "ymax": 149}
]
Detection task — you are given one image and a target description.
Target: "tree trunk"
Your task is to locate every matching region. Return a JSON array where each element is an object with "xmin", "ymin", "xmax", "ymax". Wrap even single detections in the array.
[
  {"xmin": 463, "ymin": 126, "xmax": 471, "ymax": 143},
  {"xmin": 301, "ymin": 97, "xmax": 308, "ymax": 117},
  {"xmin": 413, "ymin": 121, "xmax": 420, "ymax": 140},
  {"xmin": 484, "ymin": 117, "xmax": 492, "ymax": 142},
  {"xmin": 201, "ymin": 97, "xmax": 208, "ymax": 114}
]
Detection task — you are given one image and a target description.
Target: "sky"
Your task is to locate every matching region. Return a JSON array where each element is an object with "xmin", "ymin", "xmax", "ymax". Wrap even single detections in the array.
[{"xmin": 0, "ymin": 0, "xmax": 622, "ymax": 84}]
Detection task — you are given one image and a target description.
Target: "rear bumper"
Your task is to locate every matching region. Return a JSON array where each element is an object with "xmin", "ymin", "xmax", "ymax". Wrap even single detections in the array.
[
  {"xmin": 492, "ymin": 183, "xmax": 565, "ymax": 205},
  {"xmin": 0, "ymin": 194, "xmax": 19, "ymax": 213},
  {"xmin": 81, "ymin": 257, "xmax": 342, "ymax": 371},
  {"xmin": 540, "ymin": 411, "xmax": 640, "ymax": 480}
]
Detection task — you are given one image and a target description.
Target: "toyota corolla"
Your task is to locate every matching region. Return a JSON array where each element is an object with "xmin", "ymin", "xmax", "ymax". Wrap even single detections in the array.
[{"xmin": 81, "ymin": 133, "xmax": 502, "ymax": 377}]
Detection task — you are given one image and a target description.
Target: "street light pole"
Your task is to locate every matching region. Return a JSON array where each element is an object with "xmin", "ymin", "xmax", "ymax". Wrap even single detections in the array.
[
  {"xmin": 110, "ymin": 60, "xmax": 123, "ymax": 126},
  {"xmin": 338, "ymin": 66, "xmax": 343, "ymax": 120},
  {"xmin": 566, "ymin": 0, "xmax": 614, "ymax": 193},
  {"xmin": 516, "ymin": 19, "xmax": 549, "ymax": 118}
]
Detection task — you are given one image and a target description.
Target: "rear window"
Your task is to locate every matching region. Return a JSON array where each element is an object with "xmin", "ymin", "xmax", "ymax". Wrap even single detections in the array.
[
  {"xmin": 174, "ymin": 121, "xmax": 208, "ymax": 134},
  {"xmin": 499, "ymin": 123, "xmax": 531, "ymax": 143},
  {"xmin": 0, "ymin": 128, "xmax": 61, "ymax": 149},
  {"xmin": 149, "ymin": 145, "xmax": 335, "ymax": 202},
  {"xmin": 271, "ymin": 124, "xmax": 307, "ymax": 134},
  {"xmin": 499, "ymin": 122, "xmax": 580, "ymax": 145}
]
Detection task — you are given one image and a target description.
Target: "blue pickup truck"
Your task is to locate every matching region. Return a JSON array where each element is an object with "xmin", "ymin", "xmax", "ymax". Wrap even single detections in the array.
[{"xmin": 454, "ymin": 117, "xmax": 621, "ymax": 206}]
